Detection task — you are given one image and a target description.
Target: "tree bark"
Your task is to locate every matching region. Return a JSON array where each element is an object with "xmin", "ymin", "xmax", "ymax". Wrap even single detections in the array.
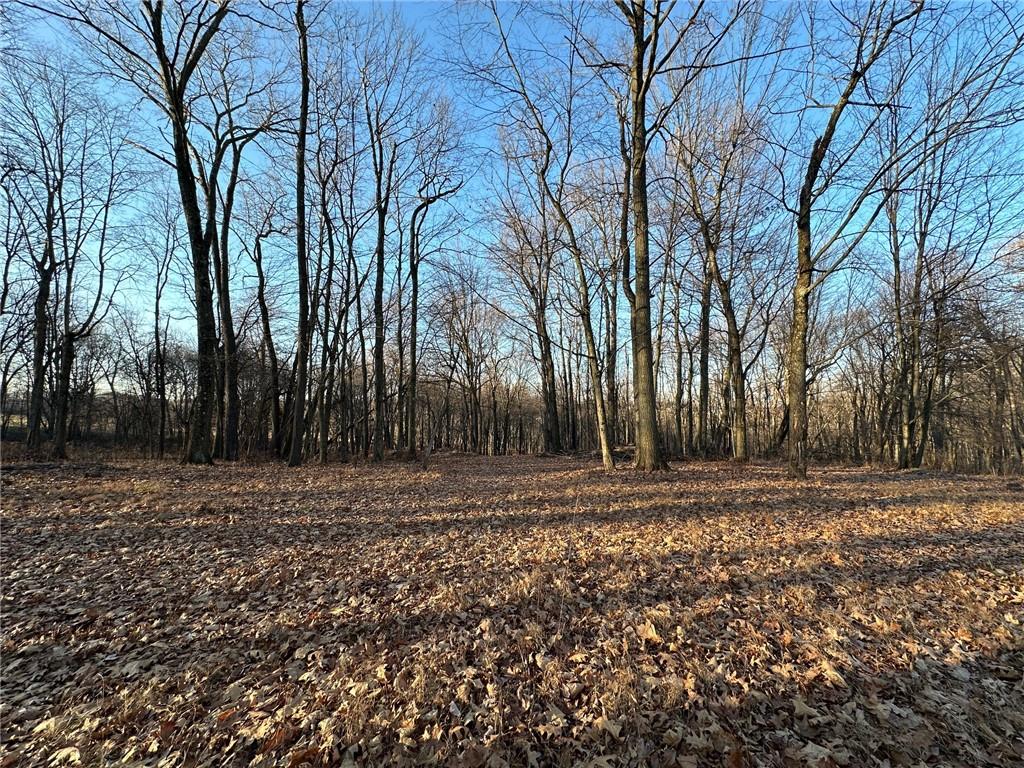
[
  {"xmin": 787, "ymin": 216, "xmax": 812, "ymax": 478},
  {"xmin": 288, "ymin": 0, "xmax": 311, "ymax": 467},
  {"xmin": 624, "ymin": 6, "xmax": 667, "ymax": 470},
  {"xmin": 26, "ymin": 259, "xmax": 54, "ymax": 451}
]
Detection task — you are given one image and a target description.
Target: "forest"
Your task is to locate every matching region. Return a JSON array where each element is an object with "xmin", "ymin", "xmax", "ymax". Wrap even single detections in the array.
[
  {"xmin": 2, "ymin": 0, "xmax": 1021, "ymax": 474},
  {"xmin": 2, "ymin": 1, "xmax": 1024, "ymax": 767}
]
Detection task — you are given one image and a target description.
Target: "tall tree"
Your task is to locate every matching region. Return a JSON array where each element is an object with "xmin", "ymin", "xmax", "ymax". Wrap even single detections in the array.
[
  {"xmin": 606, "ymin": 0, "xmax": 740, "ymax": 469},
  {"xmin": 784, "ymin": 1, "xmax": 1022, "ymax": 477},
  {"xmin": 482, "ymin": 0, "xmax": 616, "ymax": 468},
  {"xmin": 288, "ymin": 0, "xmax": 311, "ymax": 466},
  {"xmin": 786, "ymin": 2, "xmax": 922, "ymax": 477},
  {"xmin": 616, "ymin": 0, "xmax": 670, "ymax": 469},
  {"xmin": 357, "ymin": 11, "xmax": 425, "ymax": 461},
  {"xmin": 33, "ymin": 0, "xmax": 233, "ymax": 463},
  {"xmin": 404, "ymin": 156, "xmax": 462, "ymax": 454}
]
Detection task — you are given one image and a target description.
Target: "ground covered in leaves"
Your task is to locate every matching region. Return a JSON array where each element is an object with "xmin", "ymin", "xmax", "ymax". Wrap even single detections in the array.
[{"xmin": 2, "ymin": 455, "xmax": 1023, "ymax": 767}]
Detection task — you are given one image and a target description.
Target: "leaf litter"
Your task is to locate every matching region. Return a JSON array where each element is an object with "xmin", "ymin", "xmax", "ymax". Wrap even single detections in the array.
[{"xmin": 1, "ymin": 456, "xmax": 1022, "ymax": 766}]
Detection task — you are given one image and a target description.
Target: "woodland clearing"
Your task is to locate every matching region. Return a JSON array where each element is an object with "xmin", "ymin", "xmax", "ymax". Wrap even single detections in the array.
[{"xmin": 2, "ymin": 455, "xmax": 1023, "ymax": 767}]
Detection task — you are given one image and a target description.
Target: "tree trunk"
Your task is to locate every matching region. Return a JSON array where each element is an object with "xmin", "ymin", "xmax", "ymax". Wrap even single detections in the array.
[
  {"xmin": 253, "ymin": 238, "xmax": 282, "ymax": 455},
  {"xmin": 369, "ymin": 141, "xmax": 396, "ymax": 462},
  {"xmin": 216, "ymin": 148, "xmax": 243, "ymax": 461},
  {"xmin": 537, "ymin": 320, "xmax": 561, "ymax": 453},
  {"xmin": 625, "ymin": 9, "xmax": 667, "ymax": 471},
  {"xmin": 26, "ymin": 261, "xmax": 54, "ymax": 451},
  {"xmin": 696, "ymin": 262, "xmax": 712, "ymax": 457},
  {"xmin": 708, "ymin": 248, "xmax": 748, "ymax": 462},
  {"xmin": 288, "ymin": 0, "xmax": 311, "ymax": 467},
  {"xmin": 604, "ymin": 276, "xmax": 619, "ymax": 447},
  {"xmin": 787, "ymin": 221, "xmax": 812, "ymax": 478},
  {"xmin": 51, "ymin": 334, "xmax": 74, "ymax": 458},
  {"xmin": 172, "ymin": 106, "xmax": 218, "ymax": 465},
  {"xmin": 406, "ymin": 211, "xmax": 422, "ymax": 454}
]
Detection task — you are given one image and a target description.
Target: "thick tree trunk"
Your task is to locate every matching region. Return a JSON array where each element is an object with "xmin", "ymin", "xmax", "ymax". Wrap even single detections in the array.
[
  {"xmin": 625, "ymin": 9, "xmax": 666, "ymax": 471},
  {"xmin": 584, "ymin": 323, "xmax": 615, "ymax": 470},
  {"xmin": 171, "ymin": 107, "xmax": 218, "ymax": 465},
  {"xmin": 26, "ymin": 262, "xmax": 53, "ymax": 451},
  {"xmin": 708, "ymin": 248, "xmax": 748, "ymax": 462},
  {"xmin": 140, "ymin": 1, "xmax": 230, "ymax": 464},
  {"xmin": 728, "ymin": 342, "xmax": 748, "ymax": 462},
  {"xmin": 536, "ymin": 321, "xmax": 561, "ymax": 453},
  {"xmin": 781, "ymin": 4, "xmax": 915, "ymax": 476},
  {"xmin": 216, "ymin": 149, "xmax": 243, "ymax": 461},
  {"xmin": 51, "ymin": 334, "xmax": 74, "ymax": 459}
]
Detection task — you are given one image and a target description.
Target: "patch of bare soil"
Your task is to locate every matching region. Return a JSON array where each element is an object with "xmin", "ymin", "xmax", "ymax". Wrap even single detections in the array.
[{"xmin": 2, "ymin": 456, "xmax": 1022, "ymax": 767}]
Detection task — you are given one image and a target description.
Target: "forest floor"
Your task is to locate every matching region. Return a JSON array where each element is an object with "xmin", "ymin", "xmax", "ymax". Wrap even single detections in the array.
[{"xmin": 2, "ymin": 455, "xmax": 1023, "ymax": 767}]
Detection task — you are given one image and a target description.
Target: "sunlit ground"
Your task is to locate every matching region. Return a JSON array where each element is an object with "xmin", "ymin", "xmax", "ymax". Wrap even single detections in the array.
[{"xmin": 3, "ymin": 455, "xmax": 1022, "ymax": 767}]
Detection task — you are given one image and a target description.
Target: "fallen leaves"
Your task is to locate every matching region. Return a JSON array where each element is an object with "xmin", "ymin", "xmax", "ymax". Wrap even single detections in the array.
[
  {"xmin": 2, "ymin": 456, "xmax": 1023, "ymax": 766},
  {"xmin": 635, "ymin": 619, "xmax": 663, "ymax": 645},
  {"xmin": 592, "ymin": 714, "xmax": 622, "ymax": 740}
]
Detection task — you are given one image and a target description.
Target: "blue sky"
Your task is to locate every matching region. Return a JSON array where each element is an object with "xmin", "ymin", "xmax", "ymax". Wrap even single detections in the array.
[{"xmin": 5, "ymin": 0, "xmax": 1022, "ymax": 379}]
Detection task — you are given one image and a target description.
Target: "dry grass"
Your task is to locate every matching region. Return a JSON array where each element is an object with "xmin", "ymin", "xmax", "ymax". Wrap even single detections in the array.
[{"xmin": 2, "ymin": 455, "xmax": 1022, "ymax": 767}]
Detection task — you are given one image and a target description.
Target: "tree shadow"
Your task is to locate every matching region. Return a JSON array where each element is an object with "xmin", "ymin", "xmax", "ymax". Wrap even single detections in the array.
[{"xmin": 3, "ymin": 457, "xmax": 1022, "ymax": 766}]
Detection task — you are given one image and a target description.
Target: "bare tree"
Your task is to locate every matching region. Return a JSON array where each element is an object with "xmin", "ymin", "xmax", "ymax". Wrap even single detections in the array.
[
  {"xmin": 287, "ymin": 0, "xmax": 311, "ymax": 466},
  {"xmin": 670, "ymin": 7, "xmax": 790, "ymax": 460},
  {"xmin": 782, "ymin": 0, "xmax": 1023, "ymax": 477},
  {"xmin": 594, "ymin": 0, "xmax": 743, "ymax": 469},
  {"xmin": 477, "ymin": 0, "xmax": 616, "ymax": 468},
  {"xmin": 403, "ymin": 101, "xmax": 463, "ymax": 456},
  {"xmin": 27, "ymin": 0, "xmax": 234, "ymax": 463}
]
